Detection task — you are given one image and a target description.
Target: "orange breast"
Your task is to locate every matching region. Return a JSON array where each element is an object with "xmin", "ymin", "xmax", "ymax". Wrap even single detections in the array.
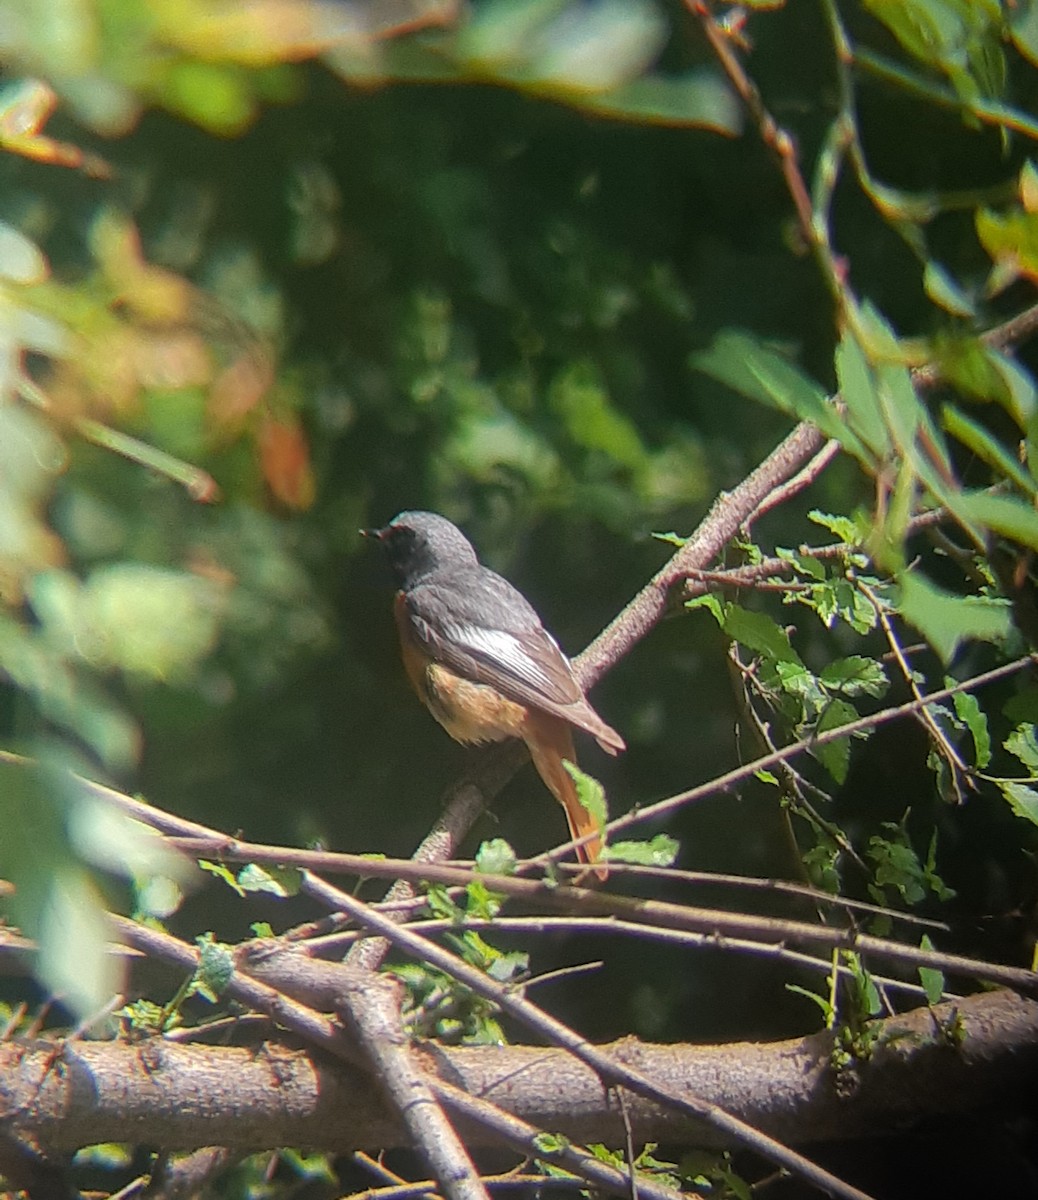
[{"xmin": 394, "ymin": 593, "xmax": 527, "ymax": 744}]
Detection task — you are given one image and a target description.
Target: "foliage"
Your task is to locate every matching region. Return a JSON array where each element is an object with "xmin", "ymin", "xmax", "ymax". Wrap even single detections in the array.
[{"xmin": 2, "ymin": 0, "xmax": 1038, "ymax": 1195}]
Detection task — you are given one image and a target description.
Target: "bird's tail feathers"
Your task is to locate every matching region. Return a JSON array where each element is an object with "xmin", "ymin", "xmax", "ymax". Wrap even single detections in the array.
[{"xmin": 523, "ymin": 712, "xmax": 608, "ymax": 882}]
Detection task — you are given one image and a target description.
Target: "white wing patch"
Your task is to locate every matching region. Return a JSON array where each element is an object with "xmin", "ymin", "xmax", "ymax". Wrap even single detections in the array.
[{"xmin": 451, "ymin": 624, "xmax": 563, "ymax": 693}]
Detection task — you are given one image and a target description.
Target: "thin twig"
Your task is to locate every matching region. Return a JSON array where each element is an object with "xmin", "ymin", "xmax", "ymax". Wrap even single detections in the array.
[
  {"xmin": 292, "ymin": 876, "xmax": 878, "ymax": 1200},
  {"xmin": 857, "ymin": 578, "xmax": 970, "ymax": 801}
]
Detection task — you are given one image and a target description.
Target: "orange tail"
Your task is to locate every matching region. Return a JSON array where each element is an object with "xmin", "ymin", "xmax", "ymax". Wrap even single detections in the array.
[{"xmin": 522, "ymin": 711, "xmax": 607, "ymax": 882}]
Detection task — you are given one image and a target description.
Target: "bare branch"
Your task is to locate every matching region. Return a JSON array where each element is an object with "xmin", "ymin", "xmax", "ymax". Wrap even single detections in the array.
[{"xmin": 5, "ymin": 992, "xmax": 1034, "ymax": 1156}]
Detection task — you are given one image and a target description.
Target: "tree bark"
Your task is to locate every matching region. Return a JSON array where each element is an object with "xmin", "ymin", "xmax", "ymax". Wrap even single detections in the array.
[{"xmin": 2, "ymin": 991, "xmax": 1034, "ymax": 1154}]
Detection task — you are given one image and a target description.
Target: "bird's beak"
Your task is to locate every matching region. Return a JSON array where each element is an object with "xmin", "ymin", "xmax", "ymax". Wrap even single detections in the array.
[{"xmin": 360, "ymin": 526, "xmax": 384, "ymax": 541}]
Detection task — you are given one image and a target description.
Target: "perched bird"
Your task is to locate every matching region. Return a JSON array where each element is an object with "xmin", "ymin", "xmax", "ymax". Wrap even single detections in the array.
[{"xmin": 364, "ymin": 511, "xmax": 623, "ymax": 876}]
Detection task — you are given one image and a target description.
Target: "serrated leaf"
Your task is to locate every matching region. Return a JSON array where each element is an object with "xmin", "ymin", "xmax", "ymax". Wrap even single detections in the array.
[
  {"xmin": 237, "ymin": 863, "xmax": 302, "ymax": 897},
  {"xmin": 808, "ymin": 509, "xmax": 869, "ymax": 545},
  {"xmin": 775, "ymin": 659, "xmax": 825, "ymax": 709},
  {"xmin": 686, "ymin": 592, "xmax": 724, "ymax": 622},
  {"xmin": 1006, "ymin": 723, "xmax": 1038, "ymax": 770},
  {"xmin": 475, "ymin": 839, "xmax": 518, "ymax": 875},
  {"xmin": 777, "ymin": 548, "xmax": 826, "ymax": 581},
  {"xmin": 486, "ymin": 949, "xmax": 529, "ymax": 984},
  {"xmin": 1000, "ymin": 781, "xmax": 1038, "ymax": 826},
  {"xmin": 951, "ymin": 686, "xmax": 991, "ymax": 767},
  {"xmin": 605, "ymin": 834, "xmax": 679, "ymax": 866},
  {"xmin": 562, "ymin": 761, "xmax": 608, "ymax": 830},
  {"xmin": 814, "ymin": 698, "xmax": 858, "ymax": 784},
  {"xmin": 722, "ymin": 605, "xmax": 802, "ymax": 665},
  {"xmin": 820, "ymin": 656, "xmax": 889, "ymax": 698},
  {"xmin": 533, "ymin": 1132, "xmax": 571, "ymax": 1155},
  {"xmin": 195, "ymin": 934, "xmax": 234, "ymax": 1000}
]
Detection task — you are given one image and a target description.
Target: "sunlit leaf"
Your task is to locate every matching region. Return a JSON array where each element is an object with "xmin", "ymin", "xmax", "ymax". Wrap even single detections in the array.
[
  {"xmin": 951, "ymin": 685, "xmax": 990, "ymax": 768},
  {"xmin": 574, "ymin": 71, "xmax": 740, "ymax": 133},
  {"xmin": 694, "ymin": 332, "xmax": 866, "ymax": 454},
  {"xmin": 0, "ymin": 221, "xmax": 48, "ymax": 284},
  {"xmin": 923, "ymin": 261, "xmax": 976, "ymax": 317},
  {"xmin": 605, "ymin": 834, "xmax": 680, "ymax": 866},
  {"xmin": 475, "ymin": 839, "xmax": 518, "ymax": 875},
  {"xmin": 722, "ymin": 605, "xmax": 803, "ymax": 665},
  {"xmin": 1006, "ymin": 723, "xmax": 1038, "ymax": 771},
  {"xmin": 976, "ymin": 206, "xmax": 1038, "ymax": 288},
  {"xmin": 999, "ymin": 781, "xmax": 1038, "ymax": 826},
  {"xmin": 815, "ymin": 698, "xmax": 858, "ymax": 784},
  {"xmin": 820, "ymin": 656, "xmax": 889, "ymax": 698},
  {"xmin": 562, "ymin": 760, "xmax": 608, "ymax": 831},
  {"xmin": 835, "ymin": 332, "xmax": 890, "ymax": 459},
  {"xmin": 956, "ymin": 490, "xmax": 1038, "ymax": 551}
]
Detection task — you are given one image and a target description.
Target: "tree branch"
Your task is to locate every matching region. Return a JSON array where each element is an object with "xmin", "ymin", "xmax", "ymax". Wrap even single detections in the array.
[{"xmin": 4, "ymin": 992, "xmax": 1033, "ymax": 1155}]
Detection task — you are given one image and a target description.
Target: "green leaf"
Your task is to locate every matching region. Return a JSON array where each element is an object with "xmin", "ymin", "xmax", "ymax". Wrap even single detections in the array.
[
  {"xmin": 898, "ymin": 571, "xmax": 1012, "ymax": 661},
  {"xmin": 955, "ymin": 490, "xmax": 1038, "ymax": 551},
  {"xmin": 549, "ymin": 360, "xmax": 647, "ymax": 469},
  {"xmin": 977, "ymin": 206, "xmax": 1038, "ymax": 287},
  {"xmin": 486, "ymin": 949, "xmax": 529, "ymax": 983},
  {"xmin": 1000, "ymin": 781, "xmax": 1038, "ymax": 826},
  {"xmin": 686, "ymin": 591, "xmax": 724, "ymax": 622},
  {"xmin": 941, "ymin": 405, "xmax": 1037, "ymax": 496},
  {"xmin": 280, "ymin": 1150, "xmax": 337, "ymax": 1183},
  {"xmin": 786, "ymin": 983, "xmax": 834, "ymax": 1024},
  {"xmin": 580, "ymin": 71, "xmax": 741, "ymax": 133},
  {"xmin": 820, "ymin": 656, "xmax": 889, "ymax": 698},
  {"xmin": 775, "ymin": 659, "xmax": 826, "ymax": 709},
  {"xmin": 808, "ymin": 509, "xmax": 870, "ymax": 545},
  {"xmin": 30, "ymin": 565, "xmax": 224, "ymax": 682},
  {"xmin": 651, "ymin": 530, "xmax": 687, "ymax": 547},
  {"xmin": 694, "ymin": 331, "xmax": 866, "ymax": 454},
  {"xmin": 0, "ymin": 757, "xmax": 187, "ymax": 1019},
  {"xmin": 475, "ymin": 839, "xmax": 518, "ymax": 875},
  {"xmin": 199, "ymin": 860, "xmax": 244, "ymax": 895},
  {"xmin": 195, "ymin": 934, "xmax": 235, "ymax": 1000},
  {"xmin": 0, "ymin": 220, "xmax": 48, "ymax": 284},
  {"xmin": 562, "ymin": 761, "xmax": 608, "ymax": 831},
  {"xmin": 1006, "ymin": 723, "xmax": 1038, "ymax": 770},
  {"xmin": 814, "ymin": 698, "xmax": 859, "ymax": 784},
  {"xmin": 835, "ymin": 331, "xmax": 890, "ymax": 459},
  {"xmin": 533, "ymin": 1132, "xmax": 571, "ymax": 1155},
  {"xmin": 923, "ymin": 262, "xmax": 977, "ymax": 317},
  {"xmin": 951, "ymin": 686, "xmax": 991, "ymax": 767},
  {"xmin": 918, "ymin": 934, "xmax": 946, "ymax": 1003},
  {"xmin": 721, "ymin": 605, "xmax": 803, "ymax": 665},
  {"xmin": 605, "ymin": 834, "xmax": 680, "ymax": 866},
  {"xmin": 237, "ymin": 863, "xmax": 303, "ymax": 897}
]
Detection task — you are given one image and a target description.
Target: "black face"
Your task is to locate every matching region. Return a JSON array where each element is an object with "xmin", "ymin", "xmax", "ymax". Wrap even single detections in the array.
[{"xmin": 363, "ymin": 511, "xmax": 478, "ymax": 589}]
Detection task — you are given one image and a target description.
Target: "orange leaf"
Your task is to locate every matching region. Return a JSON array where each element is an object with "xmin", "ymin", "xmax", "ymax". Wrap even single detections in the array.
[{"xmin": 258, "ymin": 415, "xmax": 315, "ymax": 510}]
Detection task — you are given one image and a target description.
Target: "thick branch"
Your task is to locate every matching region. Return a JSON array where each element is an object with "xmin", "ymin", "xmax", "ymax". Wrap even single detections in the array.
[{"xmin": 3, "ymin": 992, "xmax": 1033, "ymax": 1154}]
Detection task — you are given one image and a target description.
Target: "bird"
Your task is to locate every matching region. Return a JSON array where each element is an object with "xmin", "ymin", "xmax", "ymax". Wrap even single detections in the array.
[{"xmin": 364, "ymin": 510, "xmax": 624, "ymax": 877}]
